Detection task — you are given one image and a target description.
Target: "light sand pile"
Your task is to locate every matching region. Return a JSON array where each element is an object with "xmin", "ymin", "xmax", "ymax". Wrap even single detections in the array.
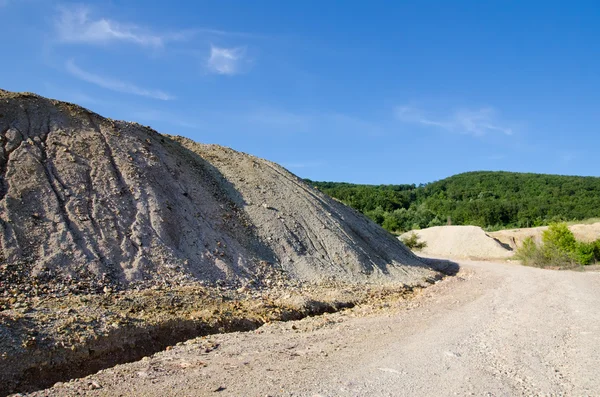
[
  {"xmin": 570, "ymin": 222, "xmax": 600, "ymax": 241},
  {"xmin": 401, "ymin": 225, "xmax": 513, "ymax": 260},
  {"xmin": 489, "ymin": 222, "xmax": 600, "ymax": 250}
]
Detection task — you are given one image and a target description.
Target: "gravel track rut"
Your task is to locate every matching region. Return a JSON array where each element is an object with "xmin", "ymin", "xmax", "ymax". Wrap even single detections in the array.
[{"xmin": 28, "ymin": 260, "xmax": 600, "ymax": 396}]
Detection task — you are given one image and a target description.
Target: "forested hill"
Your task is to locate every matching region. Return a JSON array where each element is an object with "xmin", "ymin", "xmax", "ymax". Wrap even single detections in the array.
[{"xmin": 306, "ymin": 171, "xmax": 600, "ymax": 232}]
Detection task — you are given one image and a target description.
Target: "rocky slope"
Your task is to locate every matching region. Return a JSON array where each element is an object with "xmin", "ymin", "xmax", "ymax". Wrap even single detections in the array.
[
  {"xmin": 0, "ymin": 89, "xmax": 436, "ymax": 297},
  {"xmin": 0, "ymin": 89, "xmax": 452, "ymax": 395},
  {"xmin": 0, "ymin": 89, "xmax": 446, "ymax": 395}
]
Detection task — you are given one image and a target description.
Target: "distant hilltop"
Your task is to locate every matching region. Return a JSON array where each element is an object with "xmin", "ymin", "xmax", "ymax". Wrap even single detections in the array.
[{"xmin": 307, "ymin": 171, "xmax": 600, "ymax": 233}]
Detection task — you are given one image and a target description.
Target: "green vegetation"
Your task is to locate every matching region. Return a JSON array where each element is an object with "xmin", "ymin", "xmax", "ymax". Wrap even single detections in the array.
[
  {"xmin": 307, "ymin": 171, "xmax": 600, "ymax": 233},
  {"xmin": 399, "ymin": 232, "xmax": 427, "ymax": 251},
  {"xmin": 514, "ymin": 223, "xmax": 600, "ymax": 268}
]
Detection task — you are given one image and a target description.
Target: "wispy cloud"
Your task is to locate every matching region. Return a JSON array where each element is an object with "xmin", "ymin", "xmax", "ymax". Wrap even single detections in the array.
[
  {"xmin": 396, "ymin": 105, "xmax": 514, "ymax": 136},
  {"xmin": 207, "ymin": 45, "xmax": 247, "ymax": 75},
  {"xmin": 196, "ymin": 28, "xmax": 267, "ymax": 40},
  {"xmin": 395, "ymin": 106, "xmax": 449, "ymax": 129},
  {"xmin": 65, "ymin": 59, "xmax": 175, "ymax": 100},
  {"xmin": 54, "ymin": 5, "xmax": 189, "ymax": 47}
]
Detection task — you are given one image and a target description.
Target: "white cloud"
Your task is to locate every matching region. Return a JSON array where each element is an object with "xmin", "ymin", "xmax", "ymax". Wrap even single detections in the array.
[
  {"xmin": 66, "ymin": 59, "xmax": 175, "ymax": 100},
  {"xmin": 207, "ymin": 45, "xmax": 247, "ymax": 75},
  {"xmin": 454, "ymin": 108, "xmax": 513, "ymax": 136},
  {"xmin": 395, "ymin": 105, "xmax": 450, "ymax": 129},
  {"xmin": 197, "ymin": 28, "xmax": 266, "ymax": 39},
  {"xmin": 396, "ymin": 105, "xmax": 513, "ymax": 136},
  {"xmin": 55, "ymin": 5, "xmax": 187, "ymax": 47}
]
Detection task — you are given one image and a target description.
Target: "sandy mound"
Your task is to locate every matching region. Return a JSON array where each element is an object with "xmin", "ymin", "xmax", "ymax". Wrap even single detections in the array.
[
  {"xmin": 489, "ymin": 222, "xmax": 600, "ymax": 250},
  {"xmin": 0, "ymin": 89, "xmax": 436, "ymax": 296},
  {"xmin": 401, "ymin": 225, "xmax": 513, "ymax": 260},
  {"xmin": 570, "ymin": 222, "xmax": 600, "ymax": 241}
]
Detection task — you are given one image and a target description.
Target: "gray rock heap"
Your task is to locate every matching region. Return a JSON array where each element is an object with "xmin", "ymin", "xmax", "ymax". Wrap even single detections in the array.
[{"xmin": 0, "ymin": 89, "xmax": 435, "ymax": 295}]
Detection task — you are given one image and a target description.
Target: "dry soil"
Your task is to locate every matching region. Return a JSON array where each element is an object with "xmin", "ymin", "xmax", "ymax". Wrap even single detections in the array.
[{"xmin": 24, "ymin": 259, "xmax": 600, "ymax": 397}]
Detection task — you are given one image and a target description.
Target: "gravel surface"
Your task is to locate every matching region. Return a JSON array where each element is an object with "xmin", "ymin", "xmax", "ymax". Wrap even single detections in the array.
[
  {"xmin": 25, "ymin": 260, "xmax": 600, "ymax": 396},
  {"xmin": 1, "ymin": 279, "xmax": 436, "ymax": 395}
]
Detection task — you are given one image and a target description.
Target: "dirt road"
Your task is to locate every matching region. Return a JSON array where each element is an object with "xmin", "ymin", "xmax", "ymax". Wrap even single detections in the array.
[{"xmin": 28, "ymin": 260, "xmax": 600, "ymax": 396}]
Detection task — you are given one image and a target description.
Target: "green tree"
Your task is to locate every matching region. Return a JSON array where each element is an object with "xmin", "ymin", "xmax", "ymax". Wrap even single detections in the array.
[{"xmin": 307, "ymin": 171, "xmax": 600, "ymax": 232}]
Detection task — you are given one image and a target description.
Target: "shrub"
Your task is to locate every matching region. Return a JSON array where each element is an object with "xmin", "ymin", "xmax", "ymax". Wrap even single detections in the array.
[
  {"xmin": 513, "ymin": 237, "xmax": 574, "ymax": 268},
  {"xmin": 575, "ymin": 242, "xmax": 596, "ymax": 265},
  {"xmin": 542, "ymin": 223, "xmax": 577, "ymax": 253},
  {"xmin": 539, "ymin": 244, "xmax": 578, "ymax": 269},
  {"xmin": 365, "ymin": 206, "xmax": 385, "ymax": 225},
  {"xmin": 400, "ymin": 232, "xmax": 427, "ymax": 251},
  {"xmin": 515, "ymin": 224, "xmax": 597, "ymax": 268},
  {"xmin": 514, "ymin": 237, "xmax": 542, "ymax": 267},
  {"xmin": 593, "ymin": 239, "xmax": 600, "ymax": 260},
  {"xmin": 427, "ymin": 216, "xmax": 445, "ymax": 228}
]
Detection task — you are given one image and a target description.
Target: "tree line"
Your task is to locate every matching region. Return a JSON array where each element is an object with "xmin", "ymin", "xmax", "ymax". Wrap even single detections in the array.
[{"xmin": 306, "ymin": 171, "xmax": 600, "ymax": 233}]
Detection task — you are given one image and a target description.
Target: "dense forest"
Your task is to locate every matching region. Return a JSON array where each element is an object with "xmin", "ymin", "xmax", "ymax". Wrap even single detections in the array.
[{"xmin": 306, "ymin": 171, "xmax": 600, "ymax": 233}]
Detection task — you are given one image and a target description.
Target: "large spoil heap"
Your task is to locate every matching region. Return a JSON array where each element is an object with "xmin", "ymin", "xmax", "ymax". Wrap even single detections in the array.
[{"xmin": 0, "ymin": 89, "xmax": 436, "ymax": 297}]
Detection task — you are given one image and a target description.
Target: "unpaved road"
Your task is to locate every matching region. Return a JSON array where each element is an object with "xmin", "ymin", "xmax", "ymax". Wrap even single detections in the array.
[{"xmin": 28, "ymin": 260, "xmax": 600, "ymax": 396}]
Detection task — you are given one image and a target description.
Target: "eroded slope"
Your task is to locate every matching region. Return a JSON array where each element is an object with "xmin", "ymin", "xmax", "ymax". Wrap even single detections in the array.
[{"xmin": 0, "ymin": 90, "xmax": 435, "ymax": 296}]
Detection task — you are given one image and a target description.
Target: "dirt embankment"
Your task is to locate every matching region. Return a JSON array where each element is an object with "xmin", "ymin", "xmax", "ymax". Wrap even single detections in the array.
[
  {"xmin": 489, "ymin": 222, "xmax": 600, "ymax": 250},
  {"xmin": 1, "ymin": 278, "xmax": 447, "ymax": 395},
  {"xmin": 25, "ymin": 260, "xmax": 600, "ymax": 396},
  {"xmin": 402, "ymin": 223, "xmax": 600, "ymax": 261},
  {"xmin": 401, "ymin": 225, "xmax": 513, "ymax": 260}
]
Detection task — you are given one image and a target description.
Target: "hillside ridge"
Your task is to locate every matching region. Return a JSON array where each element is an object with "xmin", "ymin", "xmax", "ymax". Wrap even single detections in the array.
[{"xmin": 308, "ymin": 171, "xmax": 600, "ymax": 232}]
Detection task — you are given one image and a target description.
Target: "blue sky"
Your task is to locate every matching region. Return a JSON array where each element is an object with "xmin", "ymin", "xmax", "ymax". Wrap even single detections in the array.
[{"xmin": 1, "ymin": 1, "xmax": 599, "ymax": 184}]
